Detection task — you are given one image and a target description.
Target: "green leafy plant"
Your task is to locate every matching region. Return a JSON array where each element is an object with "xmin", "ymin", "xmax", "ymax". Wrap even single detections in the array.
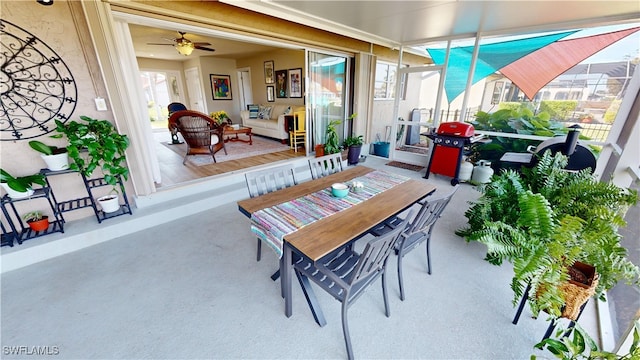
[
  {"xmin": 324, "ymin": 120, "xmax": 342, "ymax": 154},
  {"xmin": 532, "ymin": 321, "xmax": 640, "ymax": 360},
  {"xmin": 28, "ymin": 140, "xmax": 67, "ymax": 155},
  {"xmin": 469, "ymin": 108, "xmax": 569, "ymax": 164},
  {"xmin": 343, "ymin": 135, "xmax": 364, "ymax": 147},
  {"xmin": 54, "ymin": 116, "xmax": 130, "ymax": 189},
  {"xmin": 22, "ymin": 210, "xmax": 45, "ymax": 223},
  {"xmin": 0, "ymin": 169, "xmax": 46, "ymax": 192},
  {"xmin": 458, "ymin": 151, "xmax": 639, "ymax": 318}
]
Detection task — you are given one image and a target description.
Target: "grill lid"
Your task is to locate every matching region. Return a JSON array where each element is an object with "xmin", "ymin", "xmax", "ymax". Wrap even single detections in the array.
[{"xmin": 437, "ymin": 122, "xmax": 475, "ymax": 137}]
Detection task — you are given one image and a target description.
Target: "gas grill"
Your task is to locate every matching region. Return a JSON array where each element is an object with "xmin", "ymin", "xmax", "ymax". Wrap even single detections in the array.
[{"xmin": 424, "ymin": 122, "xmax": 484, "ymax": 185}]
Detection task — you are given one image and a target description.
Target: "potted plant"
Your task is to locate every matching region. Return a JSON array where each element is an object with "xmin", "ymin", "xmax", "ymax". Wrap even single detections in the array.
[
  {"xmin": 54, "ymin": 116, "xmax": 130, "ymax": 212},
  {"xmin": 28, "ymin": 140, "xmax": 69, "ymax": 171},
  {"xmin": 458, "ymin": 151, "xmax": 639, "ymax": 319},
  {"xmin": 22, "ymin": 210, "xmax": 49, "ymax": 232},
  {"xmin": 210, "ymin": 110, "xmax": 231, "ymax": 125},
  {"xmin": 344, "ymin": 135, "xmax": 364, "ymax": 165},
  {"xmin": 0, "ymin": 169, "xmax": 46, "ymax": 199},
  {"xmin": 324, "ymin": 120, "xmax": 342, "ymax": 155}
]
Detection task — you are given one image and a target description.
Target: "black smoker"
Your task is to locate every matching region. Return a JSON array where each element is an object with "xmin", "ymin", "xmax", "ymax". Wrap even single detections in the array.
[{"xmin": 502, "ymin": 125, "xmax": 597, "ymax": 172}]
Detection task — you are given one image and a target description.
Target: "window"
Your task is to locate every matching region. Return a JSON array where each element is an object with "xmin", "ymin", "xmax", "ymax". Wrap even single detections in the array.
[{"xmin": 374, "ymin": 61, "xmax": 397, "ymax": 99}]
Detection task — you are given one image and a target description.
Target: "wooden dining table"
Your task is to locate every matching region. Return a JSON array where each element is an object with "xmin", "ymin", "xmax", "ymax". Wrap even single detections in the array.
[{"xmin": 237, "ymin": 166, "xmax": 437, "ymax": 321}]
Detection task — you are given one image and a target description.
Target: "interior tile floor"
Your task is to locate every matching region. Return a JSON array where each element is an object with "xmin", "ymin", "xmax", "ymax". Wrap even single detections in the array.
[{"xmin": 1, "ymin": 156, "xmax": 598, "ymax": 359}]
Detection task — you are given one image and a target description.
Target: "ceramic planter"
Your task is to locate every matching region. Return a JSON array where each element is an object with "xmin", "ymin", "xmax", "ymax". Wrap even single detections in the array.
[
  {"xmin": 40, "ymin": 152, "xmax": 69, "ymax": 171},
  {"xmin": 315, "ymin": 144, "xmax": 325, "ymax": 157},
  {"xmin": 1, "ymin": 183, "xmax": 34, "ymax": 199},
  {"xmin": 27, "ymin": 216, "xmax": 49, "ymax": 232},
  {"xmin": 347, "ymin": 145, "xmax": 362, "ymax": 165},
  {"xmin": 97, "ymin": 195, "xmax": 120, "ymax": 213}
]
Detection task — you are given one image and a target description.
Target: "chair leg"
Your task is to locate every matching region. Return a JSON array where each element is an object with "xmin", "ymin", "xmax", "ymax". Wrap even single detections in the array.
[
  {"xmin": 341, "ymin": 301, "xmax": 354, "ymax": 360},
  {"xmin": 256, "ymin": 238, "xmax": 262, "ymax": 261},
  {"xmin": 295, "ymin": 271, "xmax": 327, "ymax": 327},
  {"xmin": 382, "ymin": 270, "xmax": 390, "ymax": 317},
  {"xmin": 397, "ymin": 253, "xmax": 406, "ymax": 301},
  {"xmin": 182, "ymin": 154, "xmax": 188, "ymax": 165},
  {"xmin": 426, "ymin": 238, "xmax": 432, "ymax": 275},
  {"xmin": 513, "ymin": 283, "xmax": 531, "ymax": 324}
]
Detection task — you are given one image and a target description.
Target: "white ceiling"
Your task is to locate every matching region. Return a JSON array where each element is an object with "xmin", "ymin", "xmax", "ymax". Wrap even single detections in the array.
[
  {"xmin": 224, "ymin": 0, "xmax": 640, "ymax": 46},
  {"xmin": 131, "ymin": 1, "xmax": 640, "ymax": 60}
]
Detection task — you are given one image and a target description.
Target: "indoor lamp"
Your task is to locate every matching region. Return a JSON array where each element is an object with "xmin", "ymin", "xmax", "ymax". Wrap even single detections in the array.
[{"xmin": 175, "ymin": 39, "xmax": 195, "ymax": 56}]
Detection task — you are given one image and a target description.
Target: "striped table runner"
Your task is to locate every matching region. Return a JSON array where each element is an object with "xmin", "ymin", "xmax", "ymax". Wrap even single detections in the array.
[{"xmin": 250, "ymin": 170, "xmax": 410, "ymax": 258}]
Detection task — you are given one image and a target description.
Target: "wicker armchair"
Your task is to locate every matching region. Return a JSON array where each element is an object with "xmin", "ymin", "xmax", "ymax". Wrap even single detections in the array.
[{"xmin": 168, "ymin": 110, "xmax": 226, "ymax": 165}]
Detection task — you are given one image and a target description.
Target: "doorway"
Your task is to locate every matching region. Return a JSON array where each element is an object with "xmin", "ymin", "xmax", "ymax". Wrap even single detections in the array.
[
  {"xmin": 139, "ymin": 70, "xmax": 184, "ymax": 130},
  {"xmin": 308, "ymin": 51, "xmax": 351, "ymax": 152}
]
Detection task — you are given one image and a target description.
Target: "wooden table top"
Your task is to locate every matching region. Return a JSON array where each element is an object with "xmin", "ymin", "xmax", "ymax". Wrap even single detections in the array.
[
  {"xmin": 237, "ymin": 166, "xmax": 436, "ymax": 261},
  {"xmin": 237, "ymin": 166, "xmax": 373, "ymax": 217}
]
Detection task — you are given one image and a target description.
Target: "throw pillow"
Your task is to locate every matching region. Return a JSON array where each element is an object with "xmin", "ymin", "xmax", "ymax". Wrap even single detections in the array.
[
  {"xmin": 248, "ymin": 104, "xmax": 259, "ymax": 119},
  {"xmin": 258, "ymin": 105, "xmax": 272, "ymax": 119}
]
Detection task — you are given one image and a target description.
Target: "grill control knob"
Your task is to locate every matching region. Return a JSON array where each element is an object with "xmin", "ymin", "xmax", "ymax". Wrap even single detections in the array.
[
  {"xmin": 453, "ymin": 140, "xmax": 459, "ymax": 146},
  {"xmin": 445, "ymin": 139, "xmax": 451, "ymax": 144}
]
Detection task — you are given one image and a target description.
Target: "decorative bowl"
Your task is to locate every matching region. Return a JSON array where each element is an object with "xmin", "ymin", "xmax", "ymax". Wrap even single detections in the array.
[{"xmin": 331, "ymin": 183, "xmax": 349, "ymax": 198}]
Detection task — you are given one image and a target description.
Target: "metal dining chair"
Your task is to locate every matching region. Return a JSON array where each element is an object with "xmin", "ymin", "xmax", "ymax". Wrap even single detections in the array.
[
  {"xmin": 369, "ymin": 185, "xmax": 458, "ymax": 300},
  {"xmin": 294, "ymin": 211, "xmax": 413, "ymax": 360},
  {"xmin": 245, "ymin": 164, "xmax": 298, "ymax": 262},
  {"xmin": 308, "ymin": 153, "xmax": 344, "ymax": 179}
]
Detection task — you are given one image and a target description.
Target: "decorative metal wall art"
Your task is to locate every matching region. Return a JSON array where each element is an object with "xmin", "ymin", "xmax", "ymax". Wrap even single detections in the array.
[{"xmin": 0, "ymin": 19, "xmax": 77, "ymax": 141}]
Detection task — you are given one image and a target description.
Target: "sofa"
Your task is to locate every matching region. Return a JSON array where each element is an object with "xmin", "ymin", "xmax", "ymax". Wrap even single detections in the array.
[{"xmin": 240, "ymin": 104, "xmax": 303, "ymax": 143}]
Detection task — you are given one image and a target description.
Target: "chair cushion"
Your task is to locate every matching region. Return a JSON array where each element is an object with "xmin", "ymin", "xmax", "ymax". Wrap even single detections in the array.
[{"xmin": 248, "ymin": 104, "xmax": 259, "ymax": 119}]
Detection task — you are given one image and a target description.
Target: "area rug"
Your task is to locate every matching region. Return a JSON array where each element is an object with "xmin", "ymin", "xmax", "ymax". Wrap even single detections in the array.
[
  {"xmin": 162, "ymin": 135, "xmax": 291, "ymax": 165},
  {"xmin": 386, "ymin": 161, "xmax": 425, "ymax": 172}
]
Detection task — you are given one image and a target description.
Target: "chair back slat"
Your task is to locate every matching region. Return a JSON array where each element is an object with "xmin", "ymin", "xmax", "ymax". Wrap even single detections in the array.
[
  {"xmin": 406, "ymin": 185, "xmax": 458, "ymax": 236},
  {"xmin": 308, "ymin": 153, "xmax": 344, "ymax": 179},
  {"xmin": 349, "ymin": 211, "xmax": 413, "ymax": 284},
  {"xmin": 245, "ymin": 164, "xmax": 298, "ymax": 198}
]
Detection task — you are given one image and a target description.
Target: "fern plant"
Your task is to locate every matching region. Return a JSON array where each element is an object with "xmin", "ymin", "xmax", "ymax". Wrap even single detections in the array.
[{"xmin": 460, "ymin": 150, "xmax": 639, "ymax": 318}]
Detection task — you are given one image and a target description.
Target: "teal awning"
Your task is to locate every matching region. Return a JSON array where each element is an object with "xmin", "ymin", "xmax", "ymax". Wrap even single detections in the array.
[{"xmin": 427, "ymin": 31, "xmax": 577, "ymax": 102}]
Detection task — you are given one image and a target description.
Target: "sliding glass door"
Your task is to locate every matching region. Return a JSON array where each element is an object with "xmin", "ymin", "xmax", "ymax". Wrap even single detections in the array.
[{"xmin": 307, "ymin": 51, "xmax": 351, "ymax": 153}]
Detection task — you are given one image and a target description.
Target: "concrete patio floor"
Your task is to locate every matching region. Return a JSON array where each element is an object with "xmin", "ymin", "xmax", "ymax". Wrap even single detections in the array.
[{"xmin": 1, "ymin": 156, "xmax": 598, "ymax": 359}]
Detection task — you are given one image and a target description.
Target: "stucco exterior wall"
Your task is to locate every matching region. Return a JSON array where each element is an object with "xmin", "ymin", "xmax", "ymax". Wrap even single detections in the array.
[{"xmin": 1, "ymin": 1, "xmax": 128, "ymax": 222}]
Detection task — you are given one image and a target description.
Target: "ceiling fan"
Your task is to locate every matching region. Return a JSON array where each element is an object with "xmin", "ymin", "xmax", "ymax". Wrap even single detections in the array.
[{"xmin": 148, "ymin": 31, "xmax": 215, "ymax": 56}]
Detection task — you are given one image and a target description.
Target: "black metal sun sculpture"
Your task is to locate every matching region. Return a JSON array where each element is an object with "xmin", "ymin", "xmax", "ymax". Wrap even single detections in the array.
[{"xmin": 0, "ymin": 19, "xmax": 77, "ymax": 141}]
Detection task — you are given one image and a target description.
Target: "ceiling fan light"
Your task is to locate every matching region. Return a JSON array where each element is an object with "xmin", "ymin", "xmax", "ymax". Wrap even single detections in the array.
[{"xmin": 176, "ymin": 42, "xmax": 195, "ymax": 56}]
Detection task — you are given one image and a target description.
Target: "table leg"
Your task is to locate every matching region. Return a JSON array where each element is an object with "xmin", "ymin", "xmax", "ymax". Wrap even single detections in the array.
[{"xmin": 283, "ymin": 243, "xmax": 292, "ymax": 317}]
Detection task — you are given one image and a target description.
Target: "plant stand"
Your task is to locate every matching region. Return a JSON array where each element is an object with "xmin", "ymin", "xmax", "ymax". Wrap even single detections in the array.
[
  {"xmin": 41, "ymin": 169, "xmax": 132, "ymax": 224},
  {"xmin": 0, "ymin": 186, "xmax": 64, "ymax": 246}
]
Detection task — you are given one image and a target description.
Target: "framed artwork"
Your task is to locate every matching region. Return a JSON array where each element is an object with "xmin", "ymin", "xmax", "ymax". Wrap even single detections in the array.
[
  {"xmin": 264, "ymin": 60, "xmax": 275, "ymax": 84},
  {"xmin": 288, "ymin": 68, "xmax": 302, "ymax": 98},
  {"xmin": 210, "ymin": 74, "xmax": 232, "ymax": 100},
  {"xmin": 275, "ymin": 69, "xmax": 288, "ymax": 98},
  {"xmin": 266, "ymin": 86, "xmax": 275, "ymax": 102}
]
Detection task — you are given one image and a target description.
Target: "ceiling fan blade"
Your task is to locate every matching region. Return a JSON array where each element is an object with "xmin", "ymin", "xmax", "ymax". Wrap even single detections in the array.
[
  {"xmin": 193, "ymin": 42, "xmax": 212, "ymax": 46},
  {"xmin": 195, "ymin": 46, "xmax": 216, "ymax": 52}
]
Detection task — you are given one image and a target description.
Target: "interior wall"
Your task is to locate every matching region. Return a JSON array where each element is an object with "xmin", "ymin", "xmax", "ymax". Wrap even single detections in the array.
[
  {"xmin": 237, "ymin": 49, "xmax": 306, "ymax": 107},
  {"xmin": 199, "ymin": 57, "xmax": 239, "ymax": 119}
]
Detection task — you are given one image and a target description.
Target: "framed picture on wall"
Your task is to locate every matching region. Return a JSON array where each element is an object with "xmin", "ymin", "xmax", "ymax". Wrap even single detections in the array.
[
  {"xmin": 275, "ymin": 70, "xmax": 288, "ymax": 98},
  {"xmin": 264, "ymin": 60, "xmax": 275, "ymax": 84},
  {"xmin": 210, "ymin": 74, "xmax": 232, "ymax": 100},
  {"xmin": 267, "ymin": 86, "xmax": 275, "ymax": 102},
  {"xmin": 288, "ymin": 68, "xmax": 302, "ymax": 98}
]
